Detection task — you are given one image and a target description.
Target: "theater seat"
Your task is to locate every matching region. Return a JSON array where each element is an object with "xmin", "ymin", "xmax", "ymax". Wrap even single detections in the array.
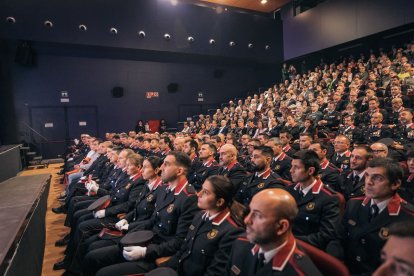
[{"xmin": 296, "ymin": 239, "xmax": 349, "ymax": 276}]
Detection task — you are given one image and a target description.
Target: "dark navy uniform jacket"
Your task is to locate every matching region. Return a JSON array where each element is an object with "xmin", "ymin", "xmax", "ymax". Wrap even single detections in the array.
[
  {"xmin": 167, "ymin": 209, "xmax": 244, "ymax": 276},
  {"xmin": 341, "ymin": 193, "xmax": 414, "ymax": 274},
  {"xmin": 226, "ymin": 234, "xmax": 322, "ymax": 276},
  {"xmin": 235, "ymin": 168, "xmax": 286, "ymax": 207},
  {"xmin": 130, "ymin": 179, "xmax": 199, "ymax": 261}
]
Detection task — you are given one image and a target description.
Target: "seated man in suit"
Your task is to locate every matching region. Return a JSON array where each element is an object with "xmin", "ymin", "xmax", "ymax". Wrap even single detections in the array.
[{"xmin": 227, "ymin": 188, "xmax": 322, "ymax": 276}]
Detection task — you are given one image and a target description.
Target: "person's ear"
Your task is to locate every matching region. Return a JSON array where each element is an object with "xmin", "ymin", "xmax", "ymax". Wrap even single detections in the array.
[
  {"xmin": 308, "ymin": 167, "xmax": 315, "ymax": 176},
  {"xmin": 275, "ymin": 219, "xmax": 290, "ymax": 236},
  {"xmin": 216, "ymin": 198, "xmax": 225, "ymax": 208}
]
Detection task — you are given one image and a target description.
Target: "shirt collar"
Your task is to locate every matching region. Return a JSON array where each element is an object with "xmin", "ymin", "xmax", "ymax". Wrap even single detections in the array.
[
  {"xmin": 370, "ymin": 198, "xmax": 391, "ymax": 214},
  {"xmin": 259, "ymin": 240, "xmax": 288, "ymax": 264},
  {"xmin": 300, "ymin": 179, "xmax": 317, "ymax": 197}
]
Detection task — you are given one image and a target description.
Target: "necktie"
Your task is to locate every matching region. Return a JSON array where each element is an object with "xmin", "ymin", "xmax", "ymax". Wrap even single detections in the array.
[
  {"xmin": 370, "ymin": 204, "xmax": 379, "ymax": 221},
  {"xmin": 255, "ymin": 253, "xmax": 265, "ymax": 272},
  {"xmin": 353, "ymin": 175, "xmax": 360, "ymax": 188}
]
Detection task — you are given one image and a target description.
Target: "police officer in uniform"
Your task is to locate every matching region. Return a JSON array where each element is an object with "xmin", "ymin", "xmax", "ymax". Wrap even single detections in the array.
[
  {"xmin": 266, "ymin": 138, "xmax": 292, "ymax": 182},
  {"xmin": 217, "ymin": 144, "xmax": 247, "ymax": 191},
  {"xmin": 234, "ymin": 146, "xmax": 286, "ymax": 207},
  {"xmin": 82, "ymin": 151, "xmax": 199, "ymax": 276},
  {"xmin": 331, "ymin": 135, "xmax": 352, "ymax": 173},
  {"xmin": 363, "ymin": 112, "xmax": 392, "ymax": 144},
  {"xmin": 338, "ymin": 146, "xmax": 372, "ymax": 201},
  {"xmin": 340, "ymin": 158, "xmax": 414, "ymax": 275},
  {"xmin": 309, "ymin": 142, "xmax": 341, "ymax": 190},
  {"xmin": 288, "ymin": 150, "xmax": 342, "ymax": 257},
  {"xmin": 164, "ymin": 175, "xmax": 244, "ymax": 275},
  {"xmin": 188, "ymin": 143, "xmax": 220, "ymax": 191},
  {"xmin": 227, "ymin": 189, "xmax": 322, "ymax": 276}
]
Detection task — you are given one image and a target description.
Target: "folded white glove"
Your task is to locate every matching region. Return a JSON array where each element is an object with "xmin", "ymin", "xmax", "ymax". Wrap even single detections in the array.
[
  {"xmin": 89, "ymin": 183, "xmax": 99, "ymax": 193},
  {"xmin": 94, "ymin": 210, "xmax": 105, "ymax": 218},
  {"xmin": 115, "ymin": 219, "xmax": 128, "ymax": 231},
  {"xmin": 123, "ymin": 246, "xmax": 147, "ymax": 261},
  {"xmin": 121, "ymin": 224, "xmax": 129, "ymax": 231}
]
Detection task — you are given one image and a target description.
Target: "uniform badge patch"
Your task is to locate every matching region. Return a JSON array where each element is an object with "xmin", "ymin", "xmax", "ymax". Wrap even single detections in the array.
[
  {"xmin": 343, "ymin": 159, "xmax": 349, "ymax": 164},
  {"xmin": 361, "ymin": 186, "xmax": 365, "ymax": 193},
  {"xmin": 189, "ymin": 225, "xmax": 195, "ymax": 230},
  {"xmin": 146, "ymin": 194, "xmax": 154, "ymax": 202},
  {"xmin": 306, "ymin": 202, "xmax": 315, "ymax": 211},
  {"xmin": 231, "ymin": 265, "xmax": 240, "ymax": 275},
  {"xmin": 125, "ymin": 183, "xmax": 131, "ymax": 189},
  {"xmin": 207, "ymin": 229, "xmax": 218, "ymax": 239},
  {"xmin": 167, "ymin": 204, "xmax": 174, "ymax": 213},
  {"xmin": 257, "ymin": 182, "xmax": 265, "ymax": 189},
  {"xmin": 275, "ymin": 165, "xmax": 281, "ymax": 171},
  {"xmin": 348, "ymin": 219, "xmax": 356, "ymax": 226},
  {"xmin": 379, "ymin": 227, "xmax": 390, "ymax": 240}
]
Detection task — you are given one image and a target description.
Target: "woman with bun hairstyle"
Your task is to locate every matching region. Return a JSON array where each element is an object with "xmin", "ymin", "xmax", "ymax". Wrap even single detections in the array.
[{"xmin": 163, "ymin": 175, "xmax": 245, "ymax": 276}]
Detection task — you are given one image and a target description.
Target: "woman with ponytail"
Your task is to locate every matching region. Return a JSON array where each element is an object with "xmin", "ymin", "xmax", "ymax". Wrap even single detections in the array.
[{"xmin": 163, "ymin": 175, "xmax": 245, "ymax": 276}]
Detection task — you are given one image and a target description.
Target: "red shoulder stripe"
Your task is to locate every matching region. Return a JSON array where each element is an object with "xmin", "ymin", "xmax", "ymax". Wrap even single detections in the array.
[{"xmin": 320, "ymin": 186, "xmax": 333, "ymax": 196}]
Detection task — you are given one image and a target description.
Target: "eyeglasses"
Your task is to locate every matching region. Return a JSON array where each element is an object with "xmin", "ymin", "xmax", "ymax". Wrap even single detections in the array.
[{"xmin": 372, "ymin": 149, "xmax": 386, "ymax": 153}]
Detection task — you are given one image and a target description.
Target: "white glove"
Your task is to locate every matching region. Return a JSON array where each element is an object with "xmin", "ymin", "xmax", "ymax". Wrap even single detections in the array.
[
  {"xmin": 115, "ymin": 219, "xmax": 128, "ymax": 231},
  {"xmin": 120, "ymin": 224, "xmax": 129, "ymax": 231},
  {"xmin": 123, "ymin": 246, "xmax": 147, "ymax": 261},
  {"xmin": 89, "ymin": 183, "xmax": 99, "ymax": 193},
  {"xmin": 94, "ymin": 210, "xmax": 105, "ymax": 218}
]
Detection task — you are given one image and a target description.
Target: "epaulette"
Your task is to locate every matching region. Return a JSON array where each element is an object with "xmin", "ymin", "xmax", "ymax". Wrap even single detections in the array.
[
  {"xmin": 237, "ymin": 236, "xmax": 249, "ymax": 242},
  {"xmin": 321, "ymin": 184, "xmax": 336, "ymax": 196},
  {"xmin": 183, "ymin": 184, "xmax": 196, "ymax": 196},
  {"xmin": 401, "ymin": 201, "xmax": 414, "ymax": 215},
  {"xmin": 226, "ymin": 216, "xmax": 239, "ymax": 228},
  {"xmin": 349, "ymin": 196, "xmax": 365, "ymax": 201}
]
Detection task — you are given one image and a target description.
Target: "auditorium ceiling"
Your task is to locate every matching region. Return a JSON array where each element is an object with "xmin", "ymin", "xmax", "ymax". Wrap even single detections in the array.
[{"xmin": 198, "ymin": 0, "xmax": 291, "ymax": 13}]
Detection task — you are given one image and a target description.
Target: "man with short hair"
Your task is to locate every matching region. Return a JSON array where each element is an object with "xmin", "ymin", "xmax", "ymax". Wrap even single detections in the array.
[
  {"xmin": 299, "ymin": 132, "xmax": 313, "ymax": 150},
  {"xmin": 340, "ymin": 158, "xmax": 414, "ymax": 275},
  {"xmin": 288, "ymin": 150, "xmax": 342, "ymax": 255},
  {"xmin": 235, "ymin": 146, "xmax": 286, "ymax": 207},
  {"xmin": 331, "ymin": 135, "xmax": 352, "ymax": 173},
  {"xmin": 279, "ymin": 131, "xmax": 296, "ymax": 157},
  {"xmin": 363, "ymin": 112, "xmax": 392, "ymax": 144},
  {"xmin": 266, "ymin": 138, "xmax": 292, "ymax": 182},
  {"xmin": 82, "ymin": 152, "xmax": 199, "ymax": 275},
  {"xmin": 373, "ymin": 220, "xmax": 414, "ymax": 276},
  {"xmin": 309, "ymin": 141, "xmax": 341, "ymax": 189},
  {"xmin": 370, "ymin": 142, "xmax": 389, "ymax": 158},
  {"xmin": 188, "ymin": 143, "xmax": 220, "ymax": 191},
  {"xmin": 227, "ymin": 189, "xmax": 322, "ymax": 276},
  {"xmin": 338, "ymin": 146, "xmax": 372, "ymax": 200}
]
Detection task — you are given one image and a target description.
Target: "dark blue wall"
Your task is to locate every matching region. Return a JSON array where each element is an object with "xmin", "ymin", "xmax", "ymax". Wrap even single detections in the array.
[
  {"xmin": 281, "ymin": 0, "xmax": 414, "ymax": 60},
  {"xmin": 0, "ymin": 0, "xmax": 283, "ymax": 145}
]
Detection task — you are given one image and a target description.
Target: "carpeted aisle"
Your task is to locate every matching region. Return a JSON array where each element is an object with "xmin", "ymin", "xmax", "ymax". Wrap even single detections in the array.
[{"xmin": 20, "ymin": 164, "xmax": 68, "ymax": 276}]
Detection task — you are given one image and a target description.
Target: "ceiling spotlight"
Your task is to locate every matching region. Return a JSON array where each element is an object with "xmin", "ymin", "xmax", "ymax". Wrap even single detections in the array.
[
  {"xmin": 164, "ymin": 33, "xmax": 171, "ymax": 40},
  {"xmin": 110, "ymin": 27, "xmax": 118, "ymax": 35},
  {"xmin": 78, "ymin": 24, "xmax": 87, "ymax": 31},
  {"xmin": 229, "ymin": 41, "xmax": 235, "ymax": 47},
  {"xmin": 187, "ymin": 36, "xmax": 194, "ymax": 43},
  {"xmin": 261, "ymin": 0, "xmax": 268, "ymax": 4},
  {"xmin": 265, "ymin": 45, "xmax": 271, "ymax": 50},
  {"xmin": 248, "ymin": 43, "xmax": 254, "ymax": 48},
  {"xmin": 6, "ymin": 17, "xmax": 16, "ymax": 24},
  {"xmin": 138, "ymin": 30, "xmax": 146, "ymax": 38},
  {"xmin": 209, "ymin": 39, "xmax": 216, "ymax": 45},
  {"xmin": 44, "ymin": 20, "xmax": 53, "ymax": 28},
  {"xmin": 170, "ymin": 0, "xmax": 178, "ymax": 6}
]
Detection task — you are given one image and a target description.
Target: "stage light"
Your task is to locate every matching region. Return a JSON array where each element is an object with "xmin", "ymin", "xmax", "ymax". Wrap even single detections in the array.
[
  {"xmin": 187, "ymin": 36, "xmax": 194, "ymax": 43},
  {"xmin": 248, "ymin": 43, "xmax": 254, "ymax": 48},
  {"xmin": 79, "ymin": 24, "xmax": 87, "ymax": 31},
  {"xmin": 265, "ymin": 45, "xmax": 271, "ymax": 50},
  {"xmin": 261, "ymin": 0, "xmax": 268, "ymax": 4},
  {"xmin": 229, "ymin": 41, "xmax": 235, "ymax": 47},
  {"xmin": 110, "ymin": 27, "xmax": 118, "ymax": 35},
  {"xmin": 209, "ymin": 39, "xmax": 216, "ymax": 45},
  {"xmin": 164, "ymin": 33, "xmax": 171, "ymax": 40},
  {"xmin": 44, "ymin": 20, "xmax": 53, "ymax": 28},
  {"xmin": 6, "ymin": 17, "xmax": 16, "ymax": 24},
  {"xmin": 138, "ymin": 30, "xmax": 146, "ymax": 38}
]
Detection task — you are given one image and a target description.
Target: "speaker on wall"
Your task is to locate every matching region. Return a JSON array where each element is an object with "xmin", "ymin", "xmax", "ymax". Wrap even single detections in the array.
[
  {"xmin": 167, "ymin": 83, "xmax": 179, "ymax": 93},
  {"xmin": 111, "ymin": 87, "xmax": 124, "ymax": 98}
]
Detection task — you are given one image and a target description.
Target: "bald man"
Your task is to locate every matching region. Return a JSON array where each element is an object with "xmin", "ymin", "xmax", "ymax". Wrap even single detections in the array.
[
  {"xmin": 363, "ymin": 112, "xmax": 392, "ymax": 144},
  {"xmin": 218, "ymin": 144, "xmax": 247, "ymax": 191},
  {"xmin": 227, "ymin": 189, "xmax": 322, "ymax": 276}
]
